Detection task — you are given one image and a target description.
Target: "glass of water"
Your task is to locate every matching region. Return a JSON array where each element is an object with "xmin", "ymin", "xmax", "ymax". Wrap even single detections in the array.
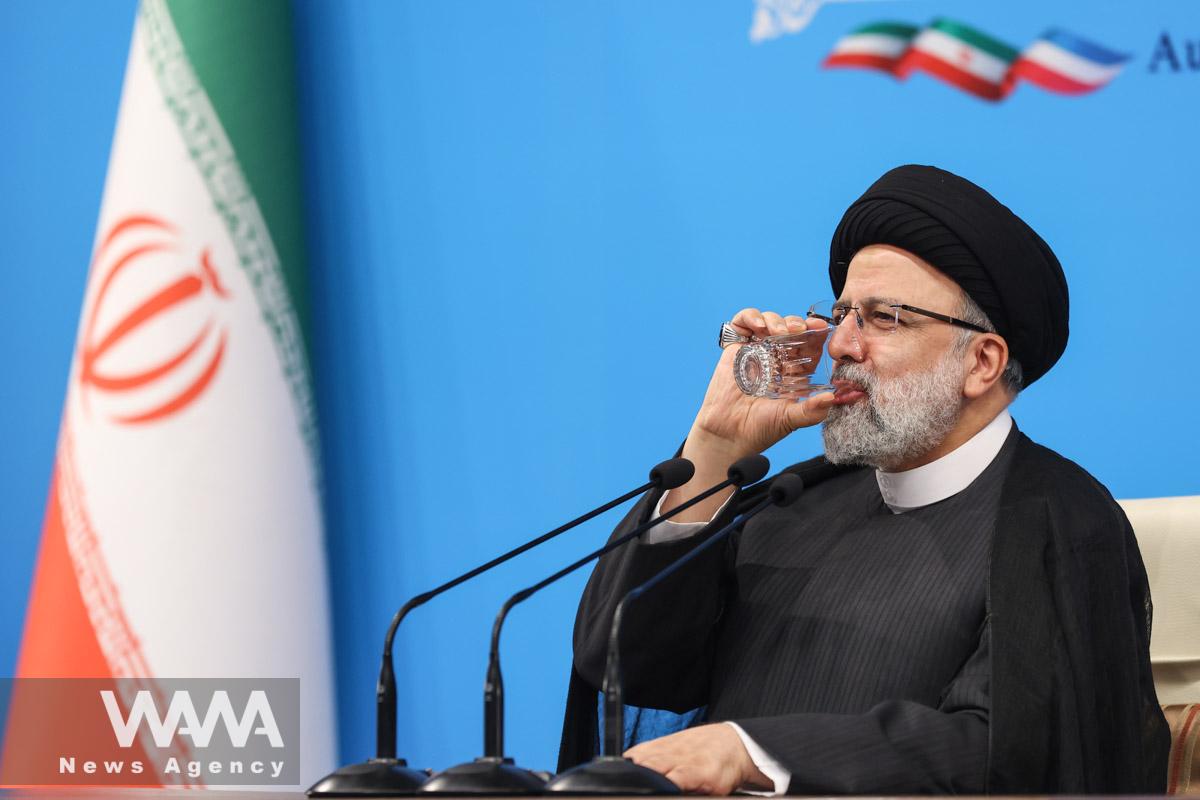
[{"xmin": 724, "ymin": 322, "xmax": 834, "ymax": 399}]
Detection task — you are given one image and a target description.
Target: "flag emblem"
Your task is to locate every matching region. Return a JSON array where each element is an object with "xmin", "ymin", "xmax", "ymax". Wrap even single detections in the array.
[
  {"xmin": 822, "ymin": 19, "xmax": 1130, "ymax": 101},
  {"xmin": 80, "ymin": 214, "xmax": 230, "ymax": 426}
]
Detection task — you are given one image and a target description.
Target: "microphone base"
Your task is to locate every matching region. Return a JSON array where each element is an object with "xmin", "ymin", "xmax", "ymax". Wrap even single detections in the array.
[
  {"xmin": 544, "ymin": 755, "xmax": 681, "ymax": 795},
  {"xmin": 306, "ymin": 757, "xmax": 430, "ymax": 796},
  {"xmin": 419, "ymin": 756, "xmax": 548, "ymax": 795}
]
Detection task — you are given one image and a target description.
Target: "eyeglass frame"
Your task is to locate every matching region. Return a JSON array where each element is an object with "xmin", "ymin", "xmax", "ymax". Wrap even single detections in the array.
[{"xmin": 807, "ymin": 300, "xmax": 990, "ymax": 335}]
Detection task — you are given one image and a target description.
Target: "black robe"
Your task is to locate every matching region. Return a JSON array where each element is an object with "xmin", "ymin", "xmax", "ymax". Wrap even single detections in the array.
[{"xmin": 559, "ymin": 431, "xmax": 1169, "ymax": 793}]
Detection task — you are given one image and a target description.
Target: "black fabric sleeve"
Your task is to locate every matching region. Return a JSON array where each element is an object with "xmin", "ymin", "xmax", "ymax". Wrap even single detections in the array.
[
  {"xmin": 733, "ymin": 617, "xmax": 992, "ymax": 795},
  {"xmin": 988, "ymin": 436, "xmax": 1170, "ymax": 792},
  {"xmin": 571, "ymin": 487, "xmax": 741, "ymax": 713}
]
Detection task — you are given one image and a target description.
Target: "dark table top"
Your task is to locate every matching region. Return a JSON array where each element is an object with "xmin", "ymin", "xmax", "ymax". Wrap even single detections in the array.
[{"xmin": 0, "ymin": 790, "xmax": 1180, "ymax": 799}]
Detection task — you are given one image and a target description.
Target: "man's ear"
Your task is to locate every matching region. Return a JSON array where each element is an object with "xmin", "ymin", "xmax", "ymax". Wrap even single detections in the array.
[{"xmin": 963, "ymin": 333, "xmax": 1008, "ymax": 399}]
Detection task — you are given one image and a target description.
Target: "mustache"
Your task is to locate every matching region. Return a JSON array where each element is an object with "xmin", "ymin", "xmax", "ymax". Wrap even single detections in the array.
[{"xmin": 831, "ymin": 362, "xmax": 876, "ymax": 392}]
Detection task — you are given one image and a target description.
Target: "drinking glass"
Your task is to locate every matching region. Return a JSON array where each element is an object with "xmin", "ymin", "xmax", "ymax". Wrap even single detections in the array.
[{"xmin": 720, "ymin": 322, "xmax": 834, "ymax": 399}]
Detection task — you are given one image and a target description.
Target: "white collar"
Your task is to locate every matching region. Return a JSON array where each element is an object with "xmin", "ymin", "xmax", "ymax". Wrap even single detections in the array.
[{"xmin": 875, "ymin": 410, "xmax": 1013, "ymax": 514}]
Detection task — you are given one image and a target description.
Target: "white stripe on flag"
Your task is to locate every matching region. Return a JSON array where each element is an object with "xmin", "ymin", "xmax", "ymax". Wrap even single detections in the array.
[
  {"xmin": 1020, "ymin": 40, "xmax": 1123, "ymax": 86},
  {"xmin": 912, "ymin": 28, "xmax": 1011, "ymax": 84},
  {"xmin": 831, "ymin": 32, "xmax": 912, "ymax": 59}
]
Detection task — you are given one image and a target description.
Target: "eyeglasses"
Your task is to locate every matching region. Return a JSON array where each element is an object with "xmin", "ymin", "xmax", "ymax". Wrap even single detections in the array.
[{"xmin": 807, "ymin": 299, "xmax": 989, "ymax": 337}]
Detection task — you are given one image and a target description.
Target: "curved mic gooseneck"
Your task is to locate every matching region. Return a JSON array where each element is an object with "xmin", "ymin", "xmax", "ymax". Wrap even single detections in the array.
[
  {"xmin": 481, "ymin": 453, "xmax": 771, "ymax": 759},
  {"xmin": 376, "ymin": 456, "xmax": 695, "ymax": 760},
  {"xmin": 308, "ymin": 457, "xmax": 694, "ymax": 797}
]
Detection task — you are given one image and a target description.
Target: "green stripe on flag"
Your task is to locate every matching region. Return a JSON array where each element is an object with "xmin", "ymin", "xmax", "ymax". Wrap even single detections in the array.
[
  {"xmin": 163, "ymin": 0, "xmax": 313, "ymax": 364},
  {"xmin": 142, "ymin": 0, "xmax": 321, "ymax": 480},
  {"xmin": 929, "ymin": 18, "xmax": 1019, "ymax": 62},
  {"xmin": 851, "ymin": 22, "xmax": 920, "ymax": 40}
]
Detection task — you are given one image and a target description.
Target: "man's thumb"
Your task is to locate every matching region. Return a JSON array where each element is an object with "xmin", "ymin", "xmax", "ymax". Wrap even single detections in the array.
[{"xmin": 784, "ymin": 392, "xmax": 835, "ymax": 431}]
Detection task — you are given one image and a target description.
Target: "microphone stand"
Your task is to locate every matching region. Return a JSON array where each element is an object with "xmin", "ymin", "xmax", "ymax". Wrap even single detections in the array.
[
  {"xmin": 307, "ymin": 457, "xmax": 694, "ymax": 797},
  {"xmin": 420, "ymin": 455, "xmax": 771, "ymax": 795},
  {"xmin": 545, "ymin": 473, "xmax": 806, "ymax": 795}
]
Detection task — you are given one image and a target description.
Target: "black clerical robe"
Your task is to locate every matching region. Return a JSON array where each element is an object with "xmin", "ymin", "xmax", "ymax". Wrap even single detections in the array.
[{"xmin": 560, "ymin": 430, "xmax": 1169, "ymax": 794}]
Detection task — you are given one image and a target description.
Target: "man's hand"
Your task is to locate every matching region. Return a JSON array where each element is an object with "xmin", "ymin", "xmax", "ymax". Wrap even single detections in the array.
[
  {"xmin": 692, "ymin": 308, "xmax": 835, "ymax": 455},
  {"xmin": 663, "ymin": 308, "xmax": 835, "ymax": 523},
  {"xmin": 624, "ymin": 723, "xmax": 774, "ymax": 796}
]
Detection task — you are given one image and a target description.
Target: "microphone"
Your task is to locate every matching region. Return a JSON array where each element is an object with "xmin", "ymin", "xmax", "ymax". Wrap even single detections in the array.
[
  {"xmin": 545, "ymin": 473, "xmax": 806, "ymax": 795},
  {"xmin": 307, "ymin": 456, "xmax": 695, "ymax": 797},
  {"xmin": 419, "ymin": 454, "xmax": 770, "ymax": 795}
]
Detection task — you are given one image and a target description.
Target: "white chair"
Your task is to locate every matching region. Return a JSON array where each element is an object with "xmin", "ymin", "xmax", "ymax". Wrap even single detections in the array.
[{"xmin": 1118, "ymin": 495, "xmax": 1200, "ymax": 795}]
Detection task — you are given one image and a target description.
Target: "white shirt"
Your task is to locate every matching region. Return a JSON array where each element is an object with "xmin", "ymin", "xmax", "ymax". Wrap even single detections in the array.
[{"xmin": 641, "ymin": 409, "xmax": 1014, "ymax": 794}]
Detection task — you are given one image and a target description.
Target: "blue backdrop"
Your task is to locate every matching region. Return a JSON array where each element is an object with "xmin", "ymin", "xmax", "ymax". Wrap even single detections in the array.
[{"xmin": 2, "ymin": 0, "xmax": 1197, "ymax": 775}]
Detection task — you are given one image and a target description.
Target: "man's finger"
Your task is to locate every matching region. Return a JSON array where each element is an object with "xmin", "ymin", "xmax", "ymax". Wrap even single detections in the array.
[
  {"xmin": 622, "ymin": 745, "xmax": 649, "ymax": 764},
  {"xmin": 663, "ymin": 765, "xmax": 706, "ymax": 794},
  {"xmin": 784, "ymin": 314, "xmax": 807, "ymax": 332},
  {"xmin": 666, "ymin": 765, "xmax": 736, "ymax": 796},
  {"xmin": 805, "ymin": 314, "xmax": 830, "ymax": 332},
  {"xmin": 731, "ymin": 307, "xmax": 766, "ymax": 334},
  {"xmin": 784, "ymin": 392, "xmax": 835, "ymax": 431},
  {"xmin": 760, "ymin": 311, "xmax": 788, "ymax": 337},
  {"xmin": 624, "ymin": 746, "xmax": 672, "ymax": 775}
]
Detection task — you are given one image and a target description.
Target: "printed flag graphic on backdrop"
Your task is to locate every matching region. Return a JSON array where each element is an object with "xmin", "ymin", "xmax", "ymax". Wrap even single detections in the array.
[
  {"xmin": 823, "ymin": 19, "xmax": 1130, "ymax": 101},
  {"xmin": 1, "ymin": 0, "xmax": 335, "ymax": 787}
]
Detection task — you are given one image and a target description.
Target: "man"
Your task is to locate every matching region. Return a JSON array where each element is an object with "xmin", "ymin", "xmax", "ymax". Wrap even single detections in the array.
[{"xmin": 561, "ymin": 165, "xmax": 1169, "ymax": 794}]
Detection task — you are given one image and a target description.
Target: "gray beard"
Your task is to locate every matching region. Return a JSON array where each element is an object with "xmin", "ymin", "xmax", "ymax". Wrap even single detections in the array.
[{"xmin": 822, "ymin": 351, "xmax": 966, "ymax": 470}]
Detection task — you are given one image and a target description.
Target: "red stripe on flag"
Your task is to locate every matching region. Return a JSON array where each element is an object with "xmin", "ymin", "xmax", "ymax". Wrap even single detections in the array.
[
  {"xmin": 0, "ymin": 436, "xmax": 199, "ymax": 786},
  {"xmin": 896, "ymin": 50, "xmax": 1013, "ymax": 101},
  {"xmin": 1011, "ymin": 58, "xmax": 1104, "ymax": 95},
  {"xmin": 1, "ymin": 470, "xmax": 155, "ymax": 786},
  {"xmin": 10, "ymin": 469, "xmax": 112, "ymax": 680},
  {"xmin": 822, "ymin": 53, "xmax": 903, "ymax": 75}
]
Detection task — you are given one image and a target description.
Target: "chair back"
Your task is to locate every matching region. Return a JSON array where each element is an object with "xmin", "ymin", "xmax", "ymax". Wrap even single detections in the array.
[{"xmin": 1118, "ymin": 495, "xmax": 1200, "ymax": 795}]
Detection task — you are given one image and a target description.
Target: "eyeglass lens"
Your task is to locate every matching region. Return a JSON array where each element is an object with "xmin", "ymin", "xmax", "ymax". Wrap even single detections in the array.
[{"xmin": 808, "ymin": 300, "xmax": 900, "ymax": 336}]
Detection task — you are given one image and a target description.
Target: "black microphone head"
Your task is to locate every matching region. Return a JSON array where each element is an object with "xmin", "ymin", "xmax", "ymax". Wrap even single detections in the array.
[
  {"xmin": 649, "ymin": 457, "xmax": 694, "ymax": 490},
  {"xmin": 768, "ymin": 473, "xmax": 805, "ymax": 507},
  {"xmin": 727, "ymin": 454, "xmax": 769, "ymax": 486}
]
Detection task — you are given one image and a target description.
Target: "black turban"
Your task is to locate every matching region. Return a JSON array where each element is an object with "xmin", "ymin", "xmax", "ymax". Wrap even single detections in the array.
[{"xmin": 829, "ymin": 164, "xmax": 1068, "ymax": 387}]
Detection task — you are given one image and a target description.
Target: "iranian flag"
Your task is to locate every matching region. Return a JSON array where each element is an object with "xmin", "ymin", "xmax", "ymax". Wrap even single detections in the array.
[
  {"xmin": 821, "ymin": 22, "xmax": 920, "ymax": 73},
  {"xmin": 825, "ymin": 19, "xmax": 1017, "ymax": 100},
  {"xmin": 2, "ymin": 0, "xmax": 335, "ymax": 788},
  {"xmin": 823, "ymin": 19, "xmax": 1129, "ymax": 101},
  {"xmin": 897, "ymin": 19, "xmax": 1018, "ymax": 100}
]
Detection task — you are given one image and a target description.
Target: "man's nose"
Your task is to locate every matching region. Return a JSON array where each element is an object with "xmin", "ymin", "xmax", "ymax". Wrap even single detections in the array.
[{"xmin": 827, "ymin": 317, "xmax": 864, "ymax": 362}]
